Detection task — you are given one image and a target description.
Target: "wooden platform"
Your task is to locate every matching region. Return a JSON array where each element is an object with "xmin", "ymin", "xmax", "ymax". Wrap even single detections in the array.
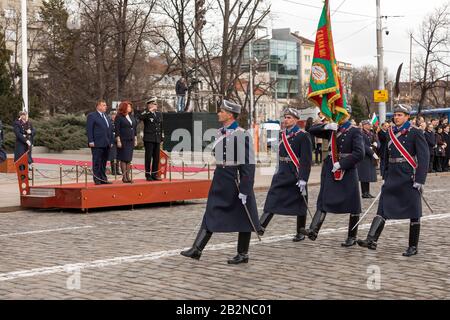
[
  {"xmin": 0, "ymin": 157, "xmax": 16, "ymax": 173},
  {"xmin": 21, "ymin": 179, "xmax": 212, "ymax": 210}
]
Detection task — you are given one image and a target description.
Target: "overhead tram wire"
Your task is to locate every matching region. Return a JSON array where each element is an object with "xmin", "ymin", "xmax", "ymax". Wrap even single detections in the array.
[{"xmin": 280, "ymin": 0, "xmax": 375, "ymax": 18}]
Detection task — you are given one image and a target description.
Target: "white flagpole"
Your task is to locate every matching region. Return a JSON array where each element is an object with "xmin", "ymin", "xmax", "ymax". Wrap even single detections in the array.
[{"xmin": 21, "ymin": 0, "xmax": 28, "ymax": 113}]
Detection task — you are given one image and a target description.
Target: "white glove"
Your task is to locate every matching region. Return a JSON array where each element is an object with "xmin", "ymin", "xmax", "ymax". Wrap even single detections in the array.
[
  {"xmin": 413, "ymin": 182, "xmax": 423, "ymax": 192},
  {"xmin": 296, "ymin": 180, "xmax": 307, "ymax": 194},
  {"xmin": 332, "ymin": 162, "xmax": 341, "ymax": 173},
  {"xmin": 26, "ymin": 129, "xmax": 32, "ymax": 135},
  {"xmin": 26, "ymin": 140, "xmax": 31, "ymax": 147},
  {"xmin": 324, "ymin": 123, "xmax": 338, "ymax": 131},
  {"xmin": 373, "ymin": 153, "xmax": 379, "ymax": 160},
  {"xmin": 238, "ymin": 193, "xmax": 247, "ymax": 205},
  {"xmin": 372, "ymin": 142, "xmax": 378, "ymax": 148}
]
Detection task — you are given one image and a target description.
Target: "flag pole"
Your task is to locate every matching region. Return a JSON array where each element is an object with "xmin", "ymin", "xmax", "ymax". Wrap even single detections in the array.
[{"xmin": 21, "ymin": 0, "xmax": 28, "ymax": 113}]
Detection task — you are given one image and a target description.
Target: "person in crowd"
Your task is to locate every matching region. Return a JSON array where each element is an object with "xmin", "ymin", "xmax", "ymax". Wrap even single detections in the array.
[
  {"xmin": 14, "ymin": 111, "xmax": 36, "ymax": 165},
  {"xmin": 435, "ymin": 126, "xmax": 446, "ymax": 172},
  {"xmin": 87, "ymin": 100, "xmax": 114, "ymax": 185},
  {"xmin": 424, "ymin": 123, "xmax": 436, "ymax": 173},
  {"xmin": 442, "ymin": 125, "xmax": 450, "ymax": 172},
  {"xmin": 115, "ymin": 101, "xmax": 138, "ymax": 183},
  {"xmin": 175, "ymin": 77, "xmax": 188, "ymax": 112},
  {"xmin": 357, "ymin": 120, "xmax": 379, "ymax": 198},
  {"xmin": 0, "ymin": 119, "xmax": 6, "ymax": 163}
]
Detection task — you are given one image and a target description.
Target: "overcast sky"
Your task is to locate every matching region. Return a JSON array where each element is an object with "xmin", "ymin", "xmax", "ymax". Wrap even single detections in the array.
[{"xmin": 270, "ymin": 0, "xmax": 449, "ymax": 80}]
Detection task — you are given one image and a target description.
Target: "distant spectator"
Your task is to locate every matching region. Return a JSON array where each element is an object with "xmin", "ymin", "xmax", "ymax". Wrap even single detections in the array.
[
  {"xmin": 175, "ymin": 77, "xmax": 188, "ymax": 112},
  {"xmin": 14, "ymin": 111, "xmax": 35, "ymax": 165},
  {"xmin": 443, "ymin": 125, "xmax": 450, "ymax": 172},
  {"xmin": 0, "ymin": 119, "xmax": 6, "ymax": 163}
]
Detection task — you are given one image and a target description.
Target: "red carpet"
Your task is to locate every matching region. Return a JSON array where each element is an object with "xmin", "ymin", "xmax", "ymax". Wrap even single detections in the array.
[{"xmin": 33, "ymin": 158, "xmax": 208, "ymax": 173}]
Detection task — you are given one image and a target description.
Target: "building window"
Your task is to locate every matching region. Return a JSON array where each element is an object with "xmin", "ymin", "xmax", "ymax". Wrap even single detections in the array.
[
  {"xmin": 304, "ymin": 69, "xmax": 311, "ymax": 77},
  {"xmin": 4, "ymin": 8, "xmax": 16, "ymax": 19},
  {"xmin": 305, "ymin": 55, "xmax": 311, "ymax": 62},
  {"xmin": 5, "ymin": 29, "xmax": 16, "ymax": 42}
]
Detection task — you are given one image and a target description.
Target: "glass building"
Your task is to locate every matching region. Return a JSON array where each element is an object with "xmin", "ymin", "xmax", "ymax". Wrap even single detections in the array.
[{"xmin": 243, "ymin": 38, "xmax": 300, "ymax": 100}]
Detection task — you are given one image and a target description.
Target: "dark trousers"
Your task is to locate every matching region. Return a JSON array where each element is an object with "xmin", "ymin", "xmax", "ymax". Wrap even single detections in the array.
[
  {"xmin": 144, "ymin": 142, "xmax": 160, "ymax": 178},
  {"xmin": 361, "ymin": 182, "xmax": 370, "ymax": 194},
  {"xmin": 91, "ymin": 147, "xmax": 109, "ymax": 183},
  {"xmin": 443, "ymin": 156, "xmax": 449, "ymax": 171},
  {"xmin": 434, "ymin": 155, "xmax": 443, "ymax": 172},
  {"xmin": 315, "ymin": 143, "xmax": 322, "ymax": 163},
  {"xmin": 429, "ymin": 154, "xmax": 435, "ymax": 172}
]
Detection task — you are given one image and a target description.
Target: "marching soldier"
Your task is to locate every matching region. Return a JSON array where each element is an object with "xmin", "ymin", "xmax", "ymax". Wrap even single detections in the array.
[
  {"xmin": 181, "ymin": 100, "xmax": 262, "ymax": 264},
  {"xmin": 357, "ymin": 120, "xmax": 379, "ymax": 198},
  {"xmin": 259, "ymin": 108, "xmax": 313, "ymax": 241},
  {"xmin": 357, "ymin": 104, "xmax": 429, "ymax": 256},
  {"xmin": 137, "ymin": 97, "xmax": 163, "ymax": 181},
  {"xmin": 301, "ymin": 110, "xmax": 365, "ymax": 246}
]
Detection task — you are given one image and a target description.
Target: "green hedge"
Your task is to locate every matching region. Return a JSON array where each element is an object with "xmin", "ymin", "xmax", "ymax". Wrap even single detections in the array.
[{"xmin": 2, "ymin": 114, "xmax": 88, "ymax": 152}]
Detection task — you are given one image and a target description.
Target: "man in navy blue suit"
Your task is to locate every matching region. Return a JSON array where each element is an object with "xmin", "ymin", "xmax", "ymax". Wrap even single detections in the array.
[{"xmin": 86, "ymin": 100, "xmax": 114, "ymax": 185}]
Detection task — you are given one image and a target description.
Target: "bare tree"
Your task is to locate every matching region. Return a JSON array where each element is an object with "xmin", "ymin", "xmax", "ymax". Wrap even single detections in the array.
[{"xmin": 412, "ymin": 2, "xmax": 450, "ymax": 111}]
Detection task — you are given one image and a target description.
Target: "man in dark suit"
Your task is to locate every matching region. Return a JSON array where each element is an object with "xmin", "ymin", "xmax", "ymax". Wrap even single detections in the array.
[
  {"xmin": 86, "ymin": 100, "xmax": 114, "ymax": 185},
  {"xmin": 14, "ymin": 111, "xmax": 35, "ymax": 165},
  {"xmin": 137, "ymin": 97, "xmax": 163, "ymax": 181}
]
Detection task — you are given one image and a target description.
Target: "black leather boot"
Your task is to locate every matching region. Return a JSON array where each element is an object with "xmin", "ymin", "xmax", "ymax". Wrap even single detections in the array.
[
  {"xmin": 300, "ymin": 210, "xmax": 326, "ymax": 241},
  {"xmin": 403, "ymin": 222, "xmax": 420, "ymax": 257},
  {"xmin": 258, "ymin": 212, "xmax": 274, "ymax": 236},
  {"xmin": 342, "ymin": 214, "xmax": 360, "ymax": 247},
  {"xmin": 180, "ymin": 229, "xmax": 212, "ymax": 260},
  {"xmin": 357, "ymin": 215, "xmax": 385, "ymax": 250},
  {"xmin": 228, "ymin": 232, "xmax": 251, "ymax": 264},
  {"xmin": 293, "ymin": 215, "xmax": 307, "ymax": 242}
]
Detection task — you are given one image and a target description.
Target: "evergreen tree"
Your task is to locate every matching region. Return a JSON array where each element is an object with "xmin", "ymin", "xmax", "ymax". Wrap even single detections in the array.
[{"xmin": 350, "ymin": 94, "xmax": 367, "ymax": 124}]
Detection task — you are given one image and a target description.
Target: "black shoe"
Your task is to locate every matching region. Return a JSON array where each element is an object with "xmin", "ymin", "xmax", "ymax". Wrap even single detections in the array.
[
  {"xmin": 292, "ymin": 233, "xmax": 305, "ymax": 242},
  {"xmin": 180, "ymin": 229, "xmax": 212, "ymax": 260},
  {"xmin": 341, "ymin": 237, "xmax": 357, "ymax": 247},
  {"xmin": 94, "ymin": 181, "xmax": 102, "ymax": 185},
  {"xmin": 102, "ymin": 181, "xmax": 113, "ymax": 184},
  {"xmin": 402, "ymin": 246, "xmax": 418, "ymax": 257},
  {"xmin": 146, "ymin": 176, "xmax": 154, "ymax": 181},
  {"xmin": 227, "ymin": 253, "xmax": 249, "ymax": 264},
  {"xmin": 152, "ymin": 175, "xmax": 162, "ymax": 181},
  {"xmin": 257, "ymin": 227, "xmax": 265, "ymax": 236},
  {"xmin": 362, "ymin": 193, "xmax": 371, "ymax": 199},
  {"xmin": 302, "ymin": 210, "xmax": 326, "ymax": 241},
  {"xmin": 367, "ymin": 194, "xmax": 375, "ymax": 198},
  {"xmin": 357, "ymin": 216, "xmax": 385, "ymax": 250},
  {"xmin": 180, "ymin": 247, "xmax": 202, "ymax": 260}
]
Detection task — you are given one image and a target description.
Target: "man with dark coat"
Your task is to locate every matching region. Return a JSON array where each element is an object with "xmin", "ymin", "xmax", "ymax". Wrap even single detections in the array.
[
  {"xmin": 424, "ymin": 123, "xmax": 436, "ymax": 173},
  {"xmin": 14, "ymin": 111, "xmax": 35, "ymax": 165},
  {"xmin": 259, "ymin": 108, "xmax": 313, "ymax": 242},
  {"xmin": 443, "ymin": 125, "xmax": 450, "ymax": 172},
  {"xmin": 181, "ymin": 100, "xmax": 262, "ymax": 264},
  {"xmin": 357, "ymin": 104, "xmax": 429, "ymax": 256},
  {"xmin": 357, "ymin": 120, "xmax": 379, "ymax": 198},
  {"xmin": 301, "ymin": 111, "xmax": 365, "ymax": 247},
  {"xmin": 86, "ymin": 100, "xmax": 114, "ymax": 185},
  {"xmin": 137, "ymin": 97, "xmax": 163, "ymax": 181},
  {"xmin": 377, "ymin": 122, "xmax": 390, "ymax": 176}
]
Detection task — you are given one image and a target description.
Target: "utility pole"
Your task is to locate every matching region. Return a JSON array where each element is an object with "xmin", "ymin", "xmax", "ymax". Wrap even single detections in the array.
[
  {"xmin": 21, "ymin": 0, "xmax": 28, "ymax": 113},
  {"xmin": 376, "ymin": 0, "xmax": 386, "ymax": 122},
  {"xmin": 194, "ymin": 0, "xmax": 206, "ymax": 112},
  {"xmin": 249, "ymin": 39, "xmax": 254, "ymax": 129}
]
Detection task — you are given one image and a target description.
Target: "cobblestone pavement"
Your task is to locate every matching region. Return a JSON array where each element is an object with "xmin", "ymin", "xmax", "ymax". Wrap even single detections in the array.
[{"xmin": 0, "ymin": 175, "xmax": 449, "ymax": 299}]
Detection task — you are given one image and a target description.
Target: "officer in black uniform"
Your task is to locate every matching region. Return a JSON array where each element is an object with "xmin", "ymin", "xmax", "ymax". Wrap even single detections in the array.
[
  {"xmin": 357, "ymin": 104, "xmax": 429, "ymax": 256},
  {"xmin": 357, "ymin": 120, "xmax": 379, "ymax": 198},
  {"xmin": 137, "ymin": 97, "xmax": 163, "ymax": 181},
  {"xmin": 181, "ymin": 100, "xmax": 261, "ymax": 264},
  {"xmin": 260, "ymin": 108, "xmax": 312, "ymax": 241},
  {"xmin": 301, "ymin": 110, "xmax": 365, "ymax": 247}
]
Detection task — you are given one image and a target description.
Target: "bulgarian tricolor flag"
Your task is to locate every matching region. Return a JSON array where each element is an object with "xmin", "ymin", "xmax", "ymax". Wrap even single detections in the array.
[
  {"xmin": 371, "ymin": 113, "xmax": 379, "ymax": 126},
  {"xmin": 307, "ymin": 0, "xmax": 348, "ymax": 180},
  {"xmin": 307, "ymin": 0, "xmax": 349, "ymax": 124}
]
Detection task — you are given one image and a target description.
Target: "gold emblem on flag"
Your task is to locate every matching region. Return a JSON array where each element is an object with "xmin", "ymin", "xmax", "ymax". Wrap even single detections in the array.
[{"xmin": 311, "ymin": 63, "xmax": 328, "ymax": 85}]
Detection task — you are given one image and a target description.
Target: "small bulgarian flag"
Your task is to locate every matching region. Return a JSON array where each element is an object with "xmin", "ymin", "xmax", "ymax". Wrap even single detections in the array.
[{"xmin": 371, "ymin": 113, "xmax": 379, "ymax": 126}]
